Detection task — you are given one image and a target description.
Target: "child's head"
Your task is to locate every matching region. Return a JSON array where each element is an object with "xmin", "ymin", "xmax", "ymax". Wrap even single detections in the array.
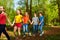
[
  {"xmin": 0, "ymin": 6, "xmax": 4, "ymax": 11},
  {"xmin": 0, "ymin": 10, "xmax": 2, "ymax": 14},
  {"xmin": 16, "ymin": 9, "xmax": 22, "ymax": 15},
  {"xmin": 39, "ymin": 12, "xmax": 43, "ymax": 16},
  {"xmin": 34, "ymin": 13, "xmax": 37, "ymax": 17},
  {"xmin": 25, "ymin": 12, "xmax": 28, "ymax": 16}
]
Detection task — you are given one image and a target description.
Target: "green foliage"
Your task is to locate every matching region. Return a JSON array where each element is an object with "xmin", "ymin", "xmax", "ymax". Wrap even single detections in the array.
[
  {"xmin": 0, "ymin": 0, "xmax": 15, "ymax": 22},
  {"xmin": 0, "ymin": 0, "xmax": 59, "ymax": 26},
  {"xmin": 45, "ymin": 3, "xmax": 58, "ymax": 24},
  {"xmin": 18, "ymin": 0, "xmax": 59, "ymax": 26}
]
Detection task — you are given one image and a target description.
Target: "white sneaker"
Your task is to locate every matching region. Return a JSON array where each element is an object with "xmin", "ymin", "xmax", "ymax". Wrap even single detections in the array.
[
  {"xmin": 40, "ymin": 31, "xmax": 44, "ymax": 36},
  {"xmin": 40, "ymin": 33, "xmax": 42, "ymax": 36},
  {"xmin": 29, "ymin": 32, "xmax": 32, "ymax": 36},
  {"xmin": 42, "ymin": 31, "xmax": 44, "ymax": 34}
]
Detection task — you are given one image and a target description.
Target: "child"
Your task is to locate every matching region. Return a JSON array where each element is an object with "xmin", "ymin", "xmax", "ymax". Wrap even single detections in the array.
[
  {"xmin": 31, "ymin": 13, "xmax": 39, "ymax": 36},
  {"xmin": 12, "ymin": 9, "xmax": 23, "ymax": 37},
  {"xmin": 39, "ymin": 12, "xmax": 44, "ymax": 36},
  {"xmin": 0, "ymin": 6, "xmax": 11, "ymax": 40},
  {"xmin": 23, "ymin": 12, "xmax": 31, "ymax": 37}
]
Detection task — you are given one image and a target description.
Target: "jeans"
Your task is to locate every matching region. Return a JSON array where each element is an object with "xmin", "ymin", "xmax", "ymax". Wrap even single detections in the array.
[
  {"xmin": 39, "ymin": 24, "xmax": 44, "ymax": 34},
  {"xmin": 23, "ymin": 24, "xmax": 28, "ymax": 35},
  {"xmin": 0, "ymin": 24, "xmax": 10, "ymax": 40},
  {"xmin": 33, "ymin": 25, "xmax": 38, "ymax": 34}
]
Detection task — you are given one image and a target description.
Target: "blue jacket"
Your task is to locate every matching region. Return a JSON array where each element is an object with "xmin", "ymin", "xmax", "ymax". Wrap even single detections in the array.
[{"xmin": 39, "ymin": 16, "xmax": 44, "ymax": 25}]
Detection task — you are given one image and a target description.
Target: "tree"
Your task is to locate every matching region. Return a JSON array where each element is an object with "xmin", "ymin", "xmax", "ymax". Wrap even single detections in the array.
[
  {"xmin": 56, "ymin": 0, "xmax": 60, "ymax": 22},
  {"xmin": 18, "ymin": 0, "xmax": 32, "ymax": 19},
  {"xmin": 29, "ymin": 0, "xmax": 32, "ymax": 20},
  {"xmin": 18, "ymin": 0, "xmax": 29, "ymax": 12},
  {"xmin": 17, "ymin": 0, "xmax": 59, "ymax": 26},
  {"xmin": 25, "ymin": 0, "xmax": 29, "ymax": 12},
  {"xmin": 0, "ymin": 0, "xmax": 15, "ymax": 22}
]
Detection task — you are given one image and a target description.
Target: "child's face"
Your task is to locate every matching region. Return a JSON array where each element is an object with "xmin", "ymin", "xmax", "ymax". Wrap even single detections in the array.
[
  {"xmin": 25, "ymin": 12, "xmax": 28, "ymax": 16},
  {"xmin": 34, "ymin": 13, "xmax": 36, "ymax": 17},
  {"xmin": 39, "ymin": 13, "xmax": 42, "ymax": 16},
  {"xmin": 0, "ymin": 6, "xmax": 4, "ymax": 11},
  {"xmin": 16, "ymin": 10, "xmax": 20, "ymax": 15}
]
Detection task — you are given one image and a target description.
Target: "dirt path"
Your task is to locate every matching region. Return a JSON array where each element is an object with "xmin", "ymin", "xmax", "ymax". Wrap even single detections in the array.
[
  {"xmin": 1, "ymin": 27, "xmax": 60, "ymax": 40},
  {"xmin": 14, "ymin": 27, "xmax": 60, "ymax": 40}
]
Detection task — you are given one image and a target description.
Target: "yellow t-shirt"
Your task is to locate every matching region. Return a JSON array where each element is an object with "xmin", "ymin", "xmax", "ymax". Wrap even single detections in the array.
[{"xmin": 15, "ymin": 15, "xmax": 23, "ymax": 23}]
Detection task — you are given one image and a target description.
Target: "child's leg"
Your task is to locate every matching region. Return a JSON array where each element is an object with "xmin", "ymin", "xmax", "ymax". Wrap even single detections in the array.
[
  {"xmin": 35, "ymin": 25, "xmax": 37, "ymax": 34},
  {"xmin": 25, "ymin": 24, "xmax": 28, "ymax": 33},
  {"xmin": 33, "ymin": 25, "xmax": 36, "ymax": 34},
  {"xmin": 18, "ymin": 28, "xmax": 21, "ymax": 36},
  {"xmin": 2, "ymin": 25, "xmax": 10, "ymax": 40},
  {"xmin": 3, "ymin": 29, "xmax": 10, "ymax": 40},
  {"xmin": 23, "ymin": 24, "xmax": 26, "ymax": 35},
  {"xmin": 35, "ymin": 25, "xmax": 38, "ymax": 34},
  {"xmin": 0, "ymin": 27, "xmax": 2, "ymax": 37},
  {"xmin": 39, "ymin": 24, "xmax": 43, "ymax": 34},
  {"xmin": 0, "ymin": 31, "xmax": 2, "ymax": 37},
  {"xmin": 14, "ymin": 26, "xmax": 17, "ymax": 36}
]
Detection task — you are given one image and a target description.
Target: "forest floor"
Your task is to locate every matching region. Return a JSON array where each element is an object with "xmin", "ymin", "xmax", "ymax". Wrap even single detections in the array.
[{"xmin": 0, "ymin": 26, "xmax": 60, "ymax": 40}]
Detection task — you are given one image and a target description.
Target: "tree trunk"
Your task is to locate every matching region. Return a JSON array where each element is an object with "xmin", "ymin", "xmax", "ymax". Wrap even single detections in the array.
[
  {"xmin": 29, "ymin": 0, "xmax": 32, "ymax": 20},
  {"xmin": 26, "ymin": 0, "xmax": 28, "ymax": 12},
  {"xmin": 56, "ymin": 0, "xmax": 60, "ymax": 22}
]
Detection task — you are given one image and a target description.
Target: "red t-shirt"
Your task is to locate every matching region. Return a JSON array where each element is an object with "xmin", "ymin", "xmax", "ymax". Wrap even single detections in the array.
[
  {"xmin": 23, "ymin": 16, "xmax": 29, "ymax": 24},
  {"xmin": 0, "ymin": 13, "xmax": 6, "ymax": 24}
]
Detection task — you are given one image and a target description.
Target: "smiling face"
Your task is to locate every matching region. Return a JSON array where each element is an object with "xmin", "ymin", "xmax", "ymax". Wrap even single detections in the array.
[
  {"xmin": 34, "ymin": 13, "xmax": 37, "ymax": 17},
  {"xmin": 25, "ymin": 12, "xmax": 28, "ymax": 16},
  {"xmin": 16, "ymin": 10, "xmax": 20, "ymax": 15},
  {"xmin": 39, "ymin": 12, "xmax": 42, "ymax": 17},
  {"xmin": 0, "ymin": 6, "xmax": 4, "ymax": 11}
]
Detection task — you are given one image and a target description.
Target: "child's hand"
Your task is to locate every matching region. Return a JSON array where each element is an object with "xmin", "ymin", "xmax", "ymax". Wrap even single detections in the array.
[
  {"xmin": 31, "ymin": 23, "xmax": 32, "ymax": 25},
  {"xmin": 39, "ymin": 23, "xmax": 41, "ymax": 25},
  {"xmin": 11, "ymin": 24, "xmax": 13, "ymax": 27}
]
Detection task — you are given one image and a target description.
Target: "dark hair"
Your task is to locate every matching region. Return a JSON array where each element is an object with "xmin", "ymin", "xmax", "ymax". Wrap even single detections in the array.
[
  {"xmin": 34, "ymin": 12, "xmax": 36, "ymax": 15},
  {"xmin": 2, "ymin": 6, "xmax": 5, "ymax": 12},
  {"xmin": 39, "ymin": 12, "xmax": 43, "ymax": 15},
  {"xmin": 0, "ymin": 10, "xmax": 2, "ymax": 14}
]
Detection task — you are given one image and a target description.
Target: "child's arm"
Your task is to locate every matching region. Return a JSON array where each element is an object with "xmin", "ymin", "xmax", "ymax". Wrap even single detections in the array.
[
  {"xmin": 5, "ymin": 13, "xmax": 12, "ymax": 26},
  {"xmin": 31, "ymin": 21, "xmax": 33, "ymax": 24},
  {"xmin": 37, "ymin": 17, "xmax": 39, "ymax": 23},
  {"xmin": 40, "ymin": 19, "xmax": 43, "ymax": 24},
  {"xmin": 12, "ymin": 19, "xmax": 15, "ymax": 26},
  {"xmin": 29, "ymin": 19, "xmax": 32, "ymax": 24},
  {"xmin": 30, "ymin": 18, "xmax": 33, "ymax": 24},
  {"xmin": 22, "ymin": 17, "xmax": 23, "ymax": 20},
  {"xmin": 39, "ymin": 17, "xmax": 44, "ymax": 25}
]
